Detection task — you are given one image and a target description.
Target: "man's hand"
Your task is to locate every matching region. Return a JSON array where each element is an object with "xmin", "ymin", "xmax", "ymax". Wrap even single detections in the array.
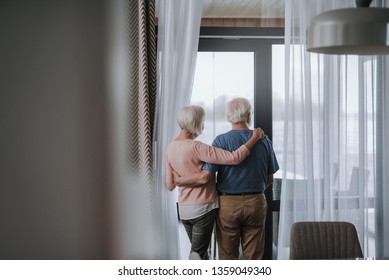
[
  {"xmin": 173, "ymin": 170, "xmax": 181, "ymax": 185},
  {"xmin": 174, "ymin": 170, "xmax": 213, "ymax": 187}
]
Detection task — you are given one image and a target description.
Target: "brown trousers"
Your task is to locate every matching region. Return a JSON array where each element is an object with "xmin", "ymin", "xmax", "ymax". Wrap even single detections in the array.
[{"xmin": 216, "ymin": 193, "xmax": 267, "ymax": 260}]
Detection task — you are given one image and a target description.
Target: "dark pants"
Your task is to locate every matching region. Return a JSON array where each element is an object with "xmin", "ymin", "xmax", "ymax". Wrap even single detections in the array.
[{"xmin": 181, "ymin": 208, "xmax": 217, "ymax": 260}]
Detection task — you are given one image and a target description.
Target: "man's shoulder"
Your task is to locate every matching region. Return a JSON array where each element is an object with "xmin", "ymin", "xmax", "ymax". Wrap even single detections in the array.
[
  {"xmin": 213, "ymin": 131, "xmax": 233, "ymax": 145},
  {"xmin": 214, "ymin": 130, "xmax": 237, "ymax": 138},
  {"xmin": 215, "ymin": 130, "xmax": 252, "ymax": 140},
  {"xmin": 261, "ymin": 136, "xmax": 274, "ymax": 147}
]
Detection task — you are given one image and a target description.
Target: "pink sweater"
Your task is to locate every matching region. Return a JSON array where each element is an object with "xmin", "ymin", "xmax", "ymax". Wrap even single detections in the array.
[{"xmin": 165, "ymin": 139, "xmax": 250, "ymax": 205}]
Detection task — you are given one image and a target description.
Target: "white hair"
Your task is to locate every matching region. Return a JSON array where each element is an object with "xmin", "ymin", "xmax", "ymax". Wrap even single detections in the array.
[
  {"xmin": 177, "ymin": 105, "xmax": 205, "ymax": 136},
  {"xmin": 226, "ymin": 98, "xmax": 252, "ymax": 125}
]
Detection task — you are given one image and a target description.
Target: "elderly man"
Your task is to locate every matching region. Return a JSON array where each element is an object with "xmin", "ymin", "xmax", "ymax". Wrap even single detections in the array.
[{"xmin": 175, "ymin": 98, "xmax": 279, "ymax": 260}]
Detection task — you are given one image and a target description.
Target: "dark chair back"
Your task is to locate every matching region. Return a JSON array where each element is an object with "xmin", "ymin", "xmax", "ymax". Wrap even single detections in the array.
[{"xmin": 289, "ymin": 221, "xmax": 363, "ymax": 260}]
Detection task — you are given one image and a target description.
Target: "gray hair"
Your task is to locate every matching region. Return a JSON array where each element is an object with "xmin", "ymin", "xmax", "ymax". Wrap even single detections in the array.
[
  {"xmin": 177, "ymin": 105, "xmax": 205, "ymax": 136},
  {"xmin": 226, "ymin": 98, "xmax": 252, "ymax": 124}
]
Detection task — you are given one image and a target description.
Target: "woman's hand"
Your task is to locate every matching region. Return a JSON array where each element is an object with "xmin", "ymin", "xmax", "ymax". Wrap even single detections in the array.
[
  {"xmin": 244, "ymin": 128, "xmax": 265, "ymax": 150},
  {"xmin": 252, "ymin": 127, "xmax": 266, "ymax": 140}
]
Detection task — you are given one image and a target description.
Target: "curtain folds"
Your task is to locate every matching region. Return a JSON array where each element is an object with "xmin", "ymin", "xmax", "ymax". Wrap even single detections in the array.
[
  {"xmin": 126, "ymin": 0, "xmax": 156, "ymax": 186},
  {"xmin": 278, "ymin": 0, "xmax": 389, "ymax": 259},
  {"xmin": 153, "ymin": 0, "xmax": 204, "ymax": 259},
  {"xmin": 107, "ymin": 0, "xmax": 157, "ymax": 259}
]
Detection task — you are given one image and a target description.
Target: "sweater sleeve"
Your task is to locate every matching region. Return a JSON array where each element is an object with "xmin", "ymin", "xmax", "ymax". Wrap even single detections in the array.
[
  {"xmin": 192, "ymin": 141, "xmax": 250, "ymax": 165},
  {"xmin": 165, "ymin": 158, "xmax": 176, "ymax": 191}
]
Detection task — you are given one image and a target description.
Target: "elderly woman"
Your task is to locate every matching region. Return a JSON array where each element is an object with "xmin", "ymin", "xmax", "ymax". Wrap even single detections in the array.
[{"xmin": 165, "ymin": 105, "xmax": 264, "ymax": 260}]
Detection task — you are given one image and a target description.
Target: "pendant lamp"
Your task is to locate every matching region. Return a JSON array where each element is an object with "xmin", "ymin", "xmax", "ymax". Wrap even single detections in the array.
[{"xmin": 307, "ymin": 0, "xmax": 389, "ymax": 55}]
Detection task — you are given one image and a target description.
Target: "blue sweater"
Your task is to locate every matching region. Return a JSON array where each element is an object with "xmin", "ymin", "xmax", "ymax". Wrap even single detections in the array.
[{"xmin": 203, "ymin": 130, "xmax": 279, "ymax": 193}]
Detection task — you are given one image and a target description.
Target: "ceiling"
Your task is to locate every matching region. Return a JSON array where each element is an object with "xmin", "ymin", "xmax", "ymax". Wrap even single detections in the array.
[
  {"xmin": 155, "ymin": 0, "xmax": 285, "ymax": 27},
  {"xmin": 202, "ymin": 0, "xmax": 285, "ymax": 18},
  {"xmin": 155, "ymin": 0, "xmax": 285, "ymax": 19}
]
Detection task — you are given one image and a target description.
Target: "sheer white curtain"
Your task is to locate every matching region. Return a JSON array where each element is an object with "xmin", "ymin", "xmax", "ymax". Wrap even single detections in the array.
[
  {"xmin": 278, "ymin": 0, "xmax": 389, "ymax": 259},
  {"xmin": 153, "ymin": 0, "xmax": 203, "ymax": 259}
]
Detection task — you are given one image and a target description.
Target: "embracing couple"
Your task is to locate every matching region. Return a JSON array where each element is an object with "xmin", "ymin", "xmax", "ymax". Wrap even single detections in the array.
[{"xmin": 165, "ymin": 97, "xmax": 279, "ymax": 260}]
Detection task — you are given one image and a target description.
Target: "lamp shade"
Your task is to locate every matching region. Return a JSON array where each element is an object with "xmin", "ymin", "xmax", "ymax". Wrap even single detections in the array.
[{"xmin": 307, "ymin": 7, "xmax": 389, "ymax": 55}]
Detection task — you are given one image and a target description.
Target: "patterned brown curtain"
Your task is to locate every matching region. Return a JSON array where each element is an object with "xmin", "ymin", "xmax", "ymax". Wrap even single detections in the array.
[
  {"xmin": 127, "ymin": 0, "xmax": 156, "ymax": 184},
  {"xmin": 106, "ymin": 0, "xmax": 159, "ymax": 259}
]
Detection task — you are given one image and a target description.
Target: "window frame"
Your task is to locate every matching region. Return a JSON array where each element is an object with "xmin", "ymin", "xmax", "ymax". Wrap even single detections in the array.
[
  {"xmin": 198, "ymin": 27, "xmax": 284, "ymax": 140},
  {"xmin": 197, "ymin": 27, "xmax": 284, "ymax": 260}
]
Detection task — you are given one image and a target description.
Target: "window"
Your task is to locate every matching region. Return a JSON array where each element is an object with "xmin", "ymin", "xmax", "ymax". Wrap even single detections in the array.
[
  {"xmin": 187, "ymin": 27, "xmax": 284, "ymax": 259},
  {"xmin": 192, "ymin": 52, "xmax": 255, "ymax": 145}
]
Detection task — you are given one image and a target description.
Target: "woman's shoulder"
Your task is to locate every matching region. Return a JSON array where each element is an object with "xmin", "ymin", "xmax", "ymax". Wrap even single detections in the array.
[
  {"xmin": 190, "ymin": 139, "xmax": 206, "ymax": 147},
  {"xmin": 191, "ymin": 139, "xmax": 214, "ymax": 152},
  {"xmin": 167, "ymin": 139, "xmax": 197, "ymax": 149}
]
